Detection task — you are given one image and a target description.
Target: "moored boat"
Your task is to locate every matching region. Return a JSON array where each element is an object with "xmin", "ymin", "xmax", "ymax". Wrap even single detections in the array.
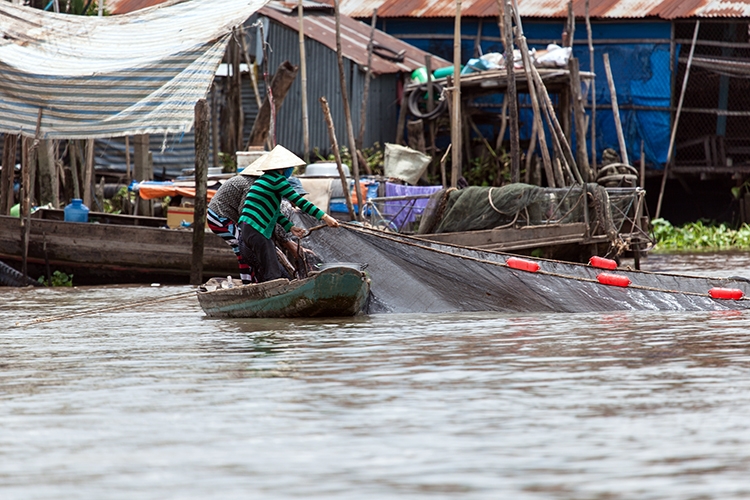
[{"xmin": 197, "ymin": 265, "xmax": 371, "ymax": 318}]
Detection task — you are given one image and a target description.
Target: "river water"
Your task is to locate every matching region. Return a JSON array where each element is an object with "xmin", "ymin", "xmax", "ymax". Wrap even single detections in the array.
[{"xmin": 2, "ymin": 253, "xmax": 750, "ymax": 499}]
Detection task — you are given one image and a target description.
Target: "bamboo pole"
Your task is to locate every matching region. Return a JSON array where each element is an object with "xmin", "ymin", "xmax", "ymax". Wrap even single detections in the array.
[
  {"xmin": 124, "ymin": 136, "xmax": 132, "ymax": 183},
  {"xmin": 83, "ymin": 138, "xmax": 94, "ymax": 208},
  {"xmin": 585, "ymin": 0, "xmax": 596, "ymax": 173},
  {"xmin": 569, "ymin": 57, "xmax": 591, "ymax": 182},
  {"xmin": 21, "ymin": 136, "xmax": 31, "ymax": 277},
  {"xmin": 334, "ymin": 0, "xmax": 362, "ymax": 220},
  {"xmin": 503, "ymin": 0, "xmax": 520, "ymax": 183},
  {"xmin": 1, "ymin": 135, "xmax": 17, "ymax": 215},
  {"xmin": 425, "ymin": 54, "xmax": 437, "ymax": 160},
  {"xmin": 655, "ymin": 20, "xmax": 700, "ymax": 220},
  {"xmin": 298, "ymin": 0, "xmax": 310, "ymax": 163},
  {"xmin": 190, "ymin": 99, "xmax": 209, "ymax": 286},
  {"xmin": 210, "ymin": 85, "xmax": 219, "ymax": 169},
  {"xmin": 320, "ymin": 97, "xmax": 356, "ymax": 221},
  {"xmin": 450, "ymin": 0, "xmax": 463, "ymax": 187},
  {"xmin": 530, "ymin": 63, "xmax": 582, "ymax": 184},
  {"xmin": 510, "ymin": 0, "xmax": 555, "ymax": 187},
  {"xmin": 602, "ymin": 53, "xmax": 628, "ymax": 166},
  {"xmin": 358, "ymin": 8, "xmax": 378, "ymax": 150},
  {"xmin": 21, "ymin": 109, "xmax": 42, "ymax": 277},
  {"xmin": 395, "ymin": 76, "xmax": 408, "ymax": 145},
  {"xmin": 239, "ymin": 31, "xmax": 263, "ymax": 110},
  {"xmin": 69, "ymin": 140, "xmax": 80, "ymax": 200}
]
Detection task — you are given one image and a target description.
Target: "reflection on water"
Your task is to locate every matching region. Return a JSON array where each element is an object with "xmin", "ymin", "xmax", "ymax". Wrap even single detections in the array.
[{"xmin": 2, "ymin": 254, "xmax": 750, "ymax": 499}]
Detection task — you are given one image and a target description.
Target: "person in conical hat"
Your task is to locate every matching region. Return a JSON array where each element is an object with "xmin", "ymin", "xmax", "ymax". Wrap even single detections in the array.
[
  {"xmin": 237, "ymin": 144, "xmax": 339, "ymax": 282},
  {"xmin": 205, "ymin": 153, "xmax": 265, "ymax": 284}
]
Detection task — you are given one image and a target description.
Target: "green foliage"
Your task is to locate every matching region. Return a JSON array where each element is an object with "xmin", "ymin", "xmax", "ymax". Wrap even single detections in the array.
[
  {"xmin": 651, "ymin": 218, "xmax": 750, "ymax": 252},
  {"xmin": 462, "ymin": 148, "xmax": 511, "ymax": 187},
  {"xmin": 219, "ymin": 152, "xmax": 237, "ymax": 174},
  {"xmin": 38, "ymin": 270, "xmax": 74, "ymax": 287}
]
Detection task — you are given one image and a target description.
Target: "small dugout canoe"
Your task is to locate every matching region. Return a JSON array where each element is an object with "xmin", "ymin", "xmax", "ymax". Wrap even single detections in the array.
[{"xmin": 197, "ymin": 266, "xmax": 371, "ymax": 318}]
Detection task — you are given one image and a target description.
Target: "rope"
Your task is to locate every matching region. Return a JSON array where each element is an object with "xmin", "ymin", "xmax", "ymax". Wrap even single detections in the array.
[{"xmin": 14, "ymin": 289, "xmax": 196, "ymax": 328}]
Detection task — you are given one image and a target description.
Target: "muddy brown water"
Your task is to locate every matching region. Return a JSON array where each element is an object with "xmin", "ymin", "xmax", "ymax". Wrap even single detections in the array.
[{"xmin": 2, "ymin": 253, "xmax": 750, "ymax": 499}]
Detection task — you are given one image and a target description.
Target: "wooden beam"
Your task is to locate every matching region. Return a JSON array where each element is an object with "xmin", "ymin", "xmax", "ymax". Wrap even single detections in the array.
[{"xmin": 191, "ymin": 99, "xmax": 209, "ymax": 286}]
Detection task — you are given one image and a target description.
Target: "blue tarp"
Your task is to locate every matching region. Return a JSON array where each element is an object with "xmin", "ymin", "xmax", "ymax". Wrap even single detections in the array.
[{"xmin": 387, "ymin": 20, "xmax": 675, "ymax": 169}]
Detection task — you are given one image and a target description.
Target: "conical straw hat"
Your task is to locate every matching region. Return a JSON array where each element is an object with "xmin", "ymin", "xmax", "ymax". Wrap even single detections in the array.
[
  {"xmin": 239, "ymin": 153, "xmax": 268, "ymax": 176},
  {"xmin": 255, "ymin": 145, "xmax": 306, "ymax": 172}
]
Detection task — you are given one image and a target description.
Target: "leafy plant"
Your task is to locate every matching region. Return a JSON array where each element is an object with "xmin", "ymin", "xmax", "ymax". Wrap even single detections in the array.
[
  {"xmin": 219, "ymin": 152, "xmax": 236, "ymax": 174},
  {"xmin": 651, "ymin": 218, "xmax": 750, "ymax": 252},
  {"xmin": 38, "ymin": 270, "xmax": 74, "ymax": 287}
]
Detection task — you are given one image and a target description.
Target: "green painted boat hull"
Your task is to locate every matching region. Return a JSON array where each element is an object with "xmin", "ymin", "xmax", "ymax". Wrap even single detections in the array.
[{"xmin": 197, "ymin": 266, "xmax": 370, "ymax": 318}]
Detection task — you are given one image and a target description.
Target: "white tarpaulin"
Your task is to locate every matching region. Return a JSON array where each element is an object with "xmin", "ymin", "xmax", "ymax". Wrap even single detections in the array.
[{"xmin": 0, "ymin": 0, "xmax": 268, "ymax": 139}]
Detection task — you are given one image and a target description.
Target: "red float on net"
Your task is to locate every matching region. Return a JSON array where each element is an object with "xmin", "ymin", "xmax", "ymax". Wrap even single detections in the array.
[
  {"xmin": 589, "ymin": 256, "xmax": 618, "ymax": 270},
  {"xmin": 596, "ymin": 273, "xmax": 631, "ymax": 287},
  {"xmin": 709, "ymin": 287, "xmax": 744, "ymax": 300},
  {"xmin": 506, "ymin": 257, "xmax": 540, "ymax": 273}
]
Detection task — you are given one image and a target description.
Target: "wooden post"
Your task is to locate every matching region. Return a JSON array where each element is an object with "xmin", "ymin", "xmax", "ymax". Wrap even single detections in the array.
[
  {"xmin": 425, "ymin": 54, "xmax": 437, "ymax": 160},
  {"xmin": 191, "ymin": 99, "xmax": 209, "ymax": 286},
  {"xmin": 21, "ymin": 137, "xmax": 32, "ymax": 277},
  {"xmin": 233, "ymin": 36, "xmax": 244, "ymax": 154},
  {"xmin": 602, "ymin": 53, "xmax": 628, "ymax": 166},
  {"xmin": 1, "ymin": 134, "xmax": 18, "ymax": 215},
  {"xmin": 358, "ymin": 8, "xmax": 378, "ymax": 150},
  {"xmin": 334, "ymin": 0, "xmax": 362, "ymax": 220},
  {"xmin": 656, "ymin": 20, "xmax": 699, "ymax": 219},
  {"xmin": 451, "ymin": 0, "xmax": 463, "ymax": 187},
  {"xmin": 298, "ymin": 0, "xmax": 310, "ymax": 162},
  {"xmin": 395, "ymin": 75, "xmax": 409, "ymax": 145},
  {"xmin": 69, "ymin": 140, "xmax": 80, "ymax": 200},
  {"xmin": 585, "ymin": 0, "xmax": 596, "ymax": 173},
  {"xmin": 509, "ymin": 0, "xmax": 555, "ymax": 187},
  {"xmin": 440, "ymin": 144, "xmax": 451, "ymax": 188},
  {"xmin": 38, "ymin": 139, "xmax": 59, "ymax": 208},
  {"xmin": 210, "ymin": 84, "xmax": 219, "ymax": 169},
  {"xmin": 640, "ymin": 139, "xmax": 646, "ymax": 189},
  {"xmin": 530, "ymin": 63, "xmax": 582, "ymax": 184},
  {"xmin": 83, "ymin": 138, "xmax": 95, "ymax": 209},
  {"xmin": 133, "ymin": 134, "xmax": 151, "ymax": 216},
  {"xmin": 247, "ymin": 61, "xmax": 299, "ymax": 148},
  {"xmin": 503, "ymin": 0, "xmax": 520, "ymax": 183},
  {"xmin": 320, "ymin": 97, "xmax": 356, "ymax": 221},
  {"xmin": 125, "ymin": 136, "xmax": 132, "ymax": 183},
  {"xmin": 569, "ymin": 57, "xmax": 591, "ymax": 182},
  {"xmin": 407, "ymin": 119, "xmax": 427, "ymax": 153}
]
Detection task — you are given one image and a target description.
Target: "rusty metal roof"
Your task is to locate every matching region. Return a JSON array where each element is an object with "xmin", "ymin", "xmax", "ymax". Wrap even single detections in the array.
[
  {"xmin": 110, "ymin": 0, "xmax": 750, "ymax": 20},
  {"xmin": 109, "ymin": 0, "xmax": 449, "ymax": 74},
  {"xmin": 318, "ymin": 0, "xmax": 750, "ymax": 19},
  {"xmin": 261, "ymin": 3, "xmax": 449, "ymax": 74}
]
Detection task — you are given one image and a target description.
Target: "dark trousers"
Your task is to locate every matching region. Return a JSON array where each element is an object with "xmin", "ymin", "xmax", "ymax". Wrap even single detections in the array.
[{"xmin": 239, "ymin": 222, "xmax": 289, "ymax": 283}]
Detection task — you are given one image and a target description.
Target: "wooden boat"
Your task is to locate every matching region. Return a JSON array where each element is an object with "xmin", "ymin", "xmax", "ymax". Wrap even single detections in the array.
[
  {"xmin": 0, "ymin": 209, "xmax": 238, "ymax": 285},
  {"xmin": 197, "ymin": 265, "xmax": 371, "ymax": 318}
]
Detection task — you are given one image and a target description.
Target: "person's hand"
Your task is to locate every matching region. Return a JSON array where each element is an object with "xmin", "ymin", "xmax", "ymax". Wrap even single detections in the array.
[
  {"xmin": 290, "ymin": 226, "xmax": 306, "ymax": 238},
  {"xmin": 322, "ymin": 214, "xmax": 340, "ymax": 228}
]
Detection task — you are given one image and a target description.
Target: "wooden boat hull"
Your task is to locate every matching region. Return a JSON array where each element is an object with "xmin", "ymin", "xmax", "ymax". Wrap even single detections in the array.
[
  {"xmin": 197, "ymin": 267, "xmax": 371, "ymax": 318},
  {"xmin": 0, "ymin": 213, "xmax": 238, "ymax": 285}
]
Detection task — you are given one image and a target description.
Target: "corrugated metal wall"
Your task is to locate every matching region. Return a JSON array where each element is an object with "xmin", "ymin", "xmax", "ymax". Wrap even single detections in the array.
[{"xmin": 266, "ymin": 17, "xmax": 400, "ymax": 157}]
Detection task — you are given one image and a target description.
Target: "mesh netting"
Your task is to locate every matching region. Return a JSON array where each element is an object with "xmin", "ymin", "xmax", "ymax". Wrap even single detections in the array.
[
  {"xmin": 294, "ymin": 218, "xmax": 750, "ymax": 314},
  {"xmin": 416, "ymin": 183, "xmax": 618, "ymax": 239}
]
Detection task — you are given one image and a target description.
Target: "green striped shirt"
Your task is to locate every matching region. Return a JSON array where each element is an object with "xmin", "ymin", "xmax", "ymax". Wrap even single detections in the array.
[{"xmin": 238, "ymin": 171, "xmax": 325, "ymax": 238}]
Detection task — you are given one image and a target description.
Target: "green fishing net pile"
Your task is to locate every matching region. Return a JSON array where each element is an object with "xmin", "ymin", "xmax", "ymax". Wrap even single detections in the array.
[{"xmin": 418, "ymin": 184, "xmax": 597, "ymax": 234}]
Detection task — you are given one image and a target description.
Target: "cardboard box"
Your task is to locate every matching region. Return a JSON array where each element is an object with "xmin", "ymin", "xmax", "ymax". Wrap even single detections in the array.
[{"xmin": 167, "ymin": 206, "xmax": 208, "ymax": 229}]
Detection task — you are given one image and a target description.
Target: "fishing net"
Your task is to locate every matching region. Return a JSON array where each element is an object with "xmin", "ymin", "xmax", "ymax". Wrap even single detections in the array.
[
  {"xmin": 294, "ymin": 216, "xmax": 750, "ymax": 314},
  {"xmin": 417, "ymin": 183, "xmax": 618, "ymax": 241}
]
